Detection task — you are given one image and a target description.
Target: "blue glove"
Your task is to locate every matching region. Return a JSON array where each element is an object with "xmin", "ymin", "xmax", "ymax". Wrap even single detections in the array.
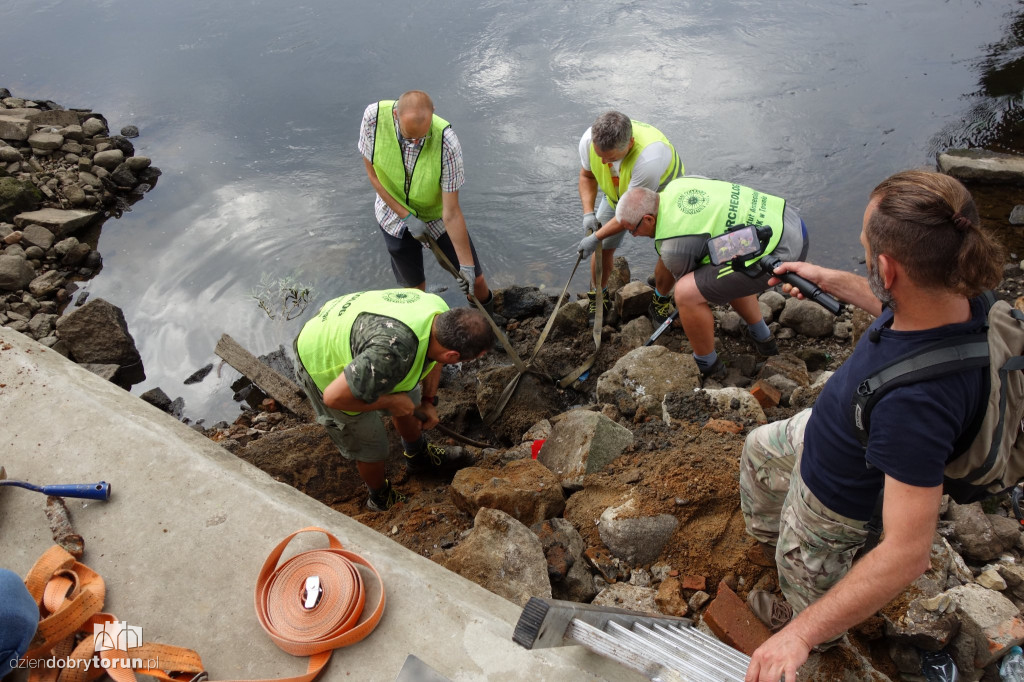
[
  {"xmin": 577, "ymin": 234, "xmax": 600, "ymax": 258},
  {"xmin": 582, "ymin": 212, "xmax": 598, "ymax": 236},
  {"xmin": 457, "ymin": 264, "xmax": 475, "ymax": 296},
  {"xmin": 404, "ymin": 214, "xmax": 430, "ymax": 239}
]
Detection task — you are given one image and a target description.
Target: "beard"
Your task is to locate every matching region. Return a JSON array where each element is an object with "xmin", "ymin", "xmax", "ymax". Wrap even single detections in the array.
[{"xmin": 868, "ymin": 258, "xmax": 895, "ymax": 310}]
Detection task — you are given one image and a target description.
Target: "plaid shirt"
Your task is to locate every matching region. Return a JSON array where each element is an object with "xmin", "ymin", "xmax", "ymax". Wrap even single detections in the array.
[{"xmin": 358, "ymin": 102, "xmax": 465, "ymax": 241}]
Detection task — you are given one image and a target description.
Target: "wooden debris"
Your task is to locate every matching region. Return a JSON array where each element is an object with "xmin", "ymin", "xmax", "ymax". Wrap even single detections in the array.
[
  {"xmin": 45, "ymin": 496, "xmax": 84, "ymax": 558},
  {"xmin": 214, "ymin": 334, "xmax": 313, "ymax": 420}
]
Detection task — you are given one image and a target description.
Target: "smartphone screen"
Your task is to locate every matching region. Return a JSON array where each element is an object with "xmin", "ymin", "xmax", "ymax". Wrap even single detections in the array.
[{"xmin": 707, "ymin": 226, "xmax": 761, "ymax": 265}]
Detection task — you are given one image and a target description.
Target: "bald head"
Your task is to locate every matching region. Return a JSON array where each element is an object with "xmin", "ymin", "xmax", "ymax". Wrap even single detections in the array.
[{"xmin": 395, "ymin": 91, "xmax": 435, "ymax": 140}]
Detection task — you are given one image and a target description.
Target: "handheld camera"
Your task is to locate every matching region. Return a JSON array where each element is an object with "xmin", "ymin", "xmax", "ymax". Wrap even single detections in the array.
[{"xmin": 705, "ymin": 225, "xmax": 842, "ymax": 315}]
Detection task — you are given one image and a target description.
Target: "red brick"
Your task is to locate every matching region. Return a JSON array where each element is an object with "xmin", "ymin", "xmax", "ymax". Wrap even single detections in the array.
[
  {"xmin": 702, "ymin": 582, "xmax": 772, "ymax": 655},
  {"xmin": 750, "ymin": 380, "xmax": 782, "ymax": 409},
  {"xmin": 681, "ymin": 575, "xmax": 706, "ymax": 592},
  {"xmin": 703, "ymin": 419, "xmax": 743, "ymax": 435}
]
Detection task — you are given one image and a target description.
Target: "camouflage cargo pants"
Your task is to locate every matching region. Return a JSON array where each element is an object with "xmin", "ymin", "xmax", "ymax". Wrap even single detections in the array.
[{"xmin": 739, "ymin": 409, "xmax": 869, "ymax": 615}]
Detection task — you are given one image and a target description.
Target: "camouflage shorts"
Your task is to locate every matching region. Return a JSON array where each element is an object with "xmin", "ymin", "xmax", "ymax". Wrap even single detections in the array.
[
  {"xmin": 293, "ymin": 350, "xmax": 419, "ymax": 463},
  {"xmin": 739, "ymin": 409, "xmax": 869, "ymax": 614}
]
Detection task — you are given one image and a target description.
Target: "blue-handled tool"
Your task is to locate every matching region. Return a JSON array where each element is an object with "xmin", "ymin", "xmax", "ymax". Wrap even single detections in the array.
[{"xmin": 0, "ymin": 466, "xmax": 111, "ymax": 501}]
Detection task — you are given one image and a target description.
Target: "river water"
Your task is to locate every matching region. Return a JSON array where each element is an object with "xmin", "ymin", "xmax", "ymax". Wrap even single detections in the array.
[{"xmin": 1, "ymin": 0, "xmax": 1022, "ymax": 421}]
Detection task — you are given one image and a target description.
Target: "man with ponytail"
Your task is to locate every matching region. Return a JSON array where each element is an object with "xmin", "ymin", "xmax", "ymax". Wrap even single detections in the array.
[{"xmin": 740, "ymin": 170, "xmax": 1005, "ymax": 682}]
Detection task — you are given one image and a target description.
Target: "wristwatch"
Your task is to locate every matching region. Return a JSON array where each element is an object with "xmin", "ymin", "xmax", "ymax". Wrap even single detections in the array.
[{"xmin": 423, "ymin": 395, "xmax": 438, "ymax": 406}]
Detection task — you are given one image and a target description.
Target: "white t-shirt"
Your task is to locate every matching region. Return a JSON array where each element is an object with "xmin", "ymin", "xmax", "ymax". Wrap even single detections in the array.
[{"xmin": 578, "ymin": 127, "xmax": 674, "ymax": 192}]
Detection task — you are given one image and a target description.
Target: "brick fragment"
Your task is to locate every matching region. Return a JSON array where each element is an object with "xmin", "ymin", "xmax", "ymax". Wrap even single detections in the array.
[
  {"xmin": 750, "ymin": 380, "xmax": 782, "ymax": 409},
  {"xmin": 702, "ymin": 581, "xmax": 772, "ymax": 655},
  {"xmin": 681, "ymin": 575, "xmax": 706, "ymax": 592}
]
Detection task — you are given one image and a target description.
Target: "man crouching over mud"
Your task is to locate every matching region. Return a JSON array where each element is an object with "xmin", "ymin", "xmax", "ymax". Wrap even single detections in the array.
[
  {"xmin": 293, "ymin": 289, "xmax": 494, "ymax": 511},
  {"xmin": 739, "ymin": 170, "xmax": 1004, "ymax": 681}
]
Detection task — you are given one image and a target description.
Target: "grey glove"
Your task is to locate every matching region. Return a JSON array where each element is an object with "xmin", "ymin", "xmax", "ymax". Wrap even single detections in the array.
[
  {"xmin": 404, "ymin": 214, "xmax": 429, "ymax": 239},
  {"xmin": 457, "ymin": 264, "xmax": 475, "ymax": 296},
  {"xmin": 577, "ymin": 234, "xmax": 600, "ymax": 258},
  {"xmin": 582, "ymin": 212, "xmax": 598, "ymax": 236}
]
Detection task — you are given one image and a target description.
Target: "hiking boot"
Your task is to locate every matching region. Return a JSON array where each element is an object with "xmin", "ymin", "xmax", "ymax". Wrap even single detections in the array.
[
  {"xmin": 404, "ymin": 442, "xmax": 475, "ymax": 474},
  {"xmin": 747, "ymin": 589, "xmax": 793, "ymax": 631},
  {"xmin": 648, "ymin": 292, "xmax": 675, "ymax": 326},
  {"xmin": 746, "ymin": 541, "xmax": 776, "ymax": 567},
  {"xmin": 586, "ymin": 290, "xmax": 612, "ymax": 325},
  {"xmin": 699, "ymin": 357, "xmax": 728, "ymax": 383},
  {"xmin": 745, "ymin": 329, "xmax": 779, "ymax": 356},
  {"xmin": 366, "ymin": 479, "xmax": 406, "ymax": 512}
]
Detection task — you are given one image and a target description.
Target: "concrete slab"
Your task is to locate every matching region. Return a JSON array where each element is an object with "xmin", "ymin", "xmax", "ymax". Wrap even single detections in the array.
[{"xmin": 0, "ymin": 327, "xmax": 640, "ymax": 682}]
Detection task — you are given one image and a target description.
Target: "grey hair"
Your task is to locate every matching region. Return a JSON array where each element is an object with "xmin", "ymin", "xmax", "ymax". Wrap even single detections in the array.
[
  {"xmin": 591, "ymin": 111, "xmax": 632, "ymax": 152},
  {"xmin": 616, "ymin": 187, "xmax": 659, "ymax": 227},
  {"xmin": 433, "ymin": 307, "xmax": 495, "ymax": 359}
]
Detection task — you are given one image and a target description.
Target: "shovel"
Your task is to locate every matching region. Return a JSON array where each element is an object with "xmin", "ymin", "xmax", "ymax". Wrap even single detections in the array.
[{"xmin": 0, "ymin": 466, "xmax": 111, "ymax": 501}]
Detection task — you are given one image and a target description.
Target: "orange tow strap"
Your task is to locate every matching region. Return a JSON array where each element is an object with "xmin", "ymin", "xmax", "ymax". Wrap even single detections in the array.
[{"xmin": 21, "ymin": 526, "xmax": 385, "ymax": 682}]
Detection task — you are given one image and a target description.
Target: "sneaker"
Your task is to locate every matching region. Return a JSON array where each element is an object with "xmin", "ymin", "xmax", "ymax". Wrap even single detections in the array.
[
  {"xmin": 404, "ymin": 442, "xmax": 475, "ymax": 474},
  {"xmin": 366, "ymin": 479, "xmax": 406, "ymax": 512},
  {"xmin": 648, "ymin": 292, "xmax": 674, "ymax": 326},
  {"xmin": 586, "ymin": 290, "xmax": 612, "ymax": 325},
  {"xmin": 746, "ymin": 541, "xmax": 776, "ymax": 567},
  {"xmin": 747, "ymin": 589, "xmax": 793, "ymax": 631}
]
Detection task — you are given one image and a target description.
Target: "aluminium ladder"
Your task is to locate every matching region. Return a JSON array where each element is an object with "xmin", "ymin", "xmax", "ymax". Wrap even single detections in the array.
[{"xmin": 513, "ymin": 597, "xmax": 750, "ymax": 682}]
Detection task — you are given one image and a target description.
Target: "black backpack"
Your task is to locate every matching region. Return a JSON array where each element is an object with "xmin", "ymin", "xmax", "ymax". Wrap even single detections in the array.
[{"xmin": 850, "ymin": 292, "xmax": 1024, "ymax": 503}]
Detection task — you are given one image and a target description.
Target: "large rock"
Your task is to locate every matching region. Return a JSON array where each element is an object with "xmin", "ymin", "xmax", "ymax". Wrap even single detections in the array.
[
  {"xmin": 536, "ymin": 409, "xmax": 633, "ymax": 490},
  {"xmin": 496, "ymin": 286, "xmax": 549, "ymax": 320},
  {"xmin": 937, "ymin": 148, "xmax": 1024, "ymax": 185},
  {"xmin": 596, "ymin": 345, "xmax": 701, "ymax": 416},
  {"xmin": 19, "ymin": 224, "xmax": 55, "ymax": 250},
  {"xmin": 702, "ymin": 387, "xmax": 767, "ymax": 424},
  {"xmin": 13, "ymin": 208, "xmax": 97, "ymax": 238},
  {"xmin": 531, "ymin": 518, "xmax": 597, "ymax": 603},
  {"xmin": 28, "ymin": 270, "xmax": 64, "ymax": 298},
  {"xmin": 0, "ymin": 177, "xmax": 43, "ymax": 223},
  {"xmin": 614, "ymin": 281, "xmax": 654, "ymax": 322},
  {"xmin": 439, "ymin": 507, "xmax": 551, "ymax": 607},
  {"xmin": 27, "ymin": 131, "xmax": 63, "ymax": 152},
  {"xmin": 55, "ymin": 298, "xmax": 144, "ymax": 386},
  {"xmin": 450, "ymin": 458, "xmax": 565, "ymax": 526},
  {"xmin": 598, "ymin": 497, "xmax": 678, "ymax": 567},
  {"xmin": 778, "ymin": 297, "xmax": 835, "ymax": 337},
  {"xmin": 0, "ymin": 115, "xmax": 31, "ymax": 141},
  {"xmin": 947, "ymin": 583, "xmax": 1024, "ymax": 670},
  {"xmin": 946, "ymin": 501, "xmax": 1012, "ymax": 562},
  {"xmin": 0, "ymin": 255, "xmax": 34, "ymax": 291}
]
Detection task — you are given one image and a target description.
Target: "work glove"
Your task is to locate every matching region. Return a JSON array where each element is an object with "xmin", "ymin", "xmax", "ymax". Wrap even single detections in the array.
[
  {"xmin": 404, "ymin": 214, "xmax": 430, "ymax": 239},
  {"xmin": 582, "ymin": 212, "xmax": 598, "ymax": 236},
  {"xmin": 577, "ymin": 233, "xmax": 600, "ymax": 258},
  {"xmin": 457, "ymin": 264, "xmax": 475, "ymax": 296}
]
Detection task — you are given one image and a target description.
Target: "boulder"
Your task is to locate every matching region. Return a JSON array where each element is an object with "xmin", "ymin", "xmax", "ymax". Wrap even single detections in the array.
[
  {"xmin": 549, "ymin": 297, "xmax": 588, "ymax": 340},
  {"xmin": 598, "ymin": 497, "xmax": 678, "ymax": 567},
  {"xmin": 450, "ymin": 458, "xmax": 565, "ymax": 526},
  {"xmin": 619, "ymin": 316, "xmax": 654, "ymax": 348},
  {"xmin": 0, "ymin": 177, "xmax": 43, "ymax": 223},
  {"xmin": 596, "ymin": 345, "xmax": 701, "ymax": 416},
  {"xmin": 614, "ymin": 281, "xmax": 654, "ymax": 322},
  {"xmin": 778, "ymin": 297, "xmax": 835, "ymax": 337},
  {"xmin": 28, "ymin": 270, "xmax": 64, "ymax": 298},
  {"xmin": 947, "ymin": 582, "xmax": 1024, "ymax": 670},
  {"xmin": 536, "ymin": 409, "xmax": 633, "ymax": 490},
  {"xmin": 496, "ymin": 286, "xmax": 549, "ymax": 320},
  {"xmin": 946, "ymin": 502, "xmax": 1010, "ymax": 562},
  {"xmin": 13, "ymin": 208, "xmax": 97, "ymax": 238},
  {"xmin": 439, "ymin": 507, "xmax": 551, "ymax": 607},
  {"xmin": 19, "ymin": 224, "xmax": 54, "ymax": 250},
  {"xmin": 0, "ymin": 116, "xmax": 31, "ymax": 141},
  {"xmin": 530, "ymin": 517, "xmax": 597, "ymax": 603},
  {"xmin": 27, "ymin": 131, "xmax": 63, "ymax": 152},
  {"xmin": 55, "ymin": 298, "xmax": 144, "ymax": 386},
  {"xmin": 0, "ymin": 255, "xmax": 34, "ymax": 291},
  {"xmin": 937, "ymin": 149, "xmax": 1024, "ymax": 185}
]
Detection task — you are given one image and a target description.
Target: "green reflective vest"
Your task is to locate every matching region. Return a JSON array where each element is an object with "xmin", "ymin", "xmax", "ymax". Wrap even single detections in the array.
[
  {"xmin": 296, "ymin": 289, "xmax": 448, "ymax": 412},
  {"xmin": 371, "ymin": 100, "xmax": 451, "ymax": 221},
  {"xmin": 588, "ymin": 120, "xmax": 682, "ymax": 207},
  {"xmin": 654, "ymin": 178, "xmax": 785, "ymax": 269}
]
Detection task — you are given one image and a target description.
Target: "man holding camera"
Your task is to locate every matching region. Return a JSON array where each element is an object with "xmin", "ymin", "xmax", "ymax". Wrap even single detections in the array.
[
  {"xmin": 592, "ymin": 177, "xmax": 806, "ymax": 378},
  {"xmin": 740, "ymin": 170, "xmax": 1005, "ymax": 682},
  {"xmin": 576, "ymin": 111, "xmax": 683, "ymax": 323}
]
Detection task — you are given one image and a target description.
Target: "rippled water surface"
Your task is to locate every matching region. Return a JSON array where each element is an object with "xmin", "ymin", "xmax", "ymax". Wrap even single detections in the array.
[{"xmin": 1, "ymin": 0, "xmax": 1022, "ymax": 419}]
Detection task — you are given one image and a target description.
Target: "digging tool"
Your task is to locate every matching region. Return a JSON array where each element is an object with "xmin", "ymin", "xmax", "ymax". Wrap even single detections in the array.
[
  {"xmin": 413, "ymin": 410, "xmax": 494, "ymax": 449},
  {"xmin": 643, "ymin": 310, "xmax": 680, "ymax": 347},
  {"xmin": 0, "ymin": 466, "xmax": 111, "ymax": 501}
]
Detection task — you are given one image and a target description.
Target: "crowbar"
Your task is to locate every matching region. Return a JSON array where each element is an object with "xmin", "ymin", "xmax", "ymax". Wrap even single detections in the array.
[{"xmin": 0, "ymin": 466, "xmax": 111, "ymax": 501}]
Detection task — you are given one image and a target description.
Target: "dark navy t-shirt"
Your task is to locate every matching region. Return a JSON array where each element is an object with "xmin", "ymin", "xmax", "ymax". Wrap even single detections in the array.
[{"xmin": 800, "ymin": 296, "xmax": 988, "ymax": 521}]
